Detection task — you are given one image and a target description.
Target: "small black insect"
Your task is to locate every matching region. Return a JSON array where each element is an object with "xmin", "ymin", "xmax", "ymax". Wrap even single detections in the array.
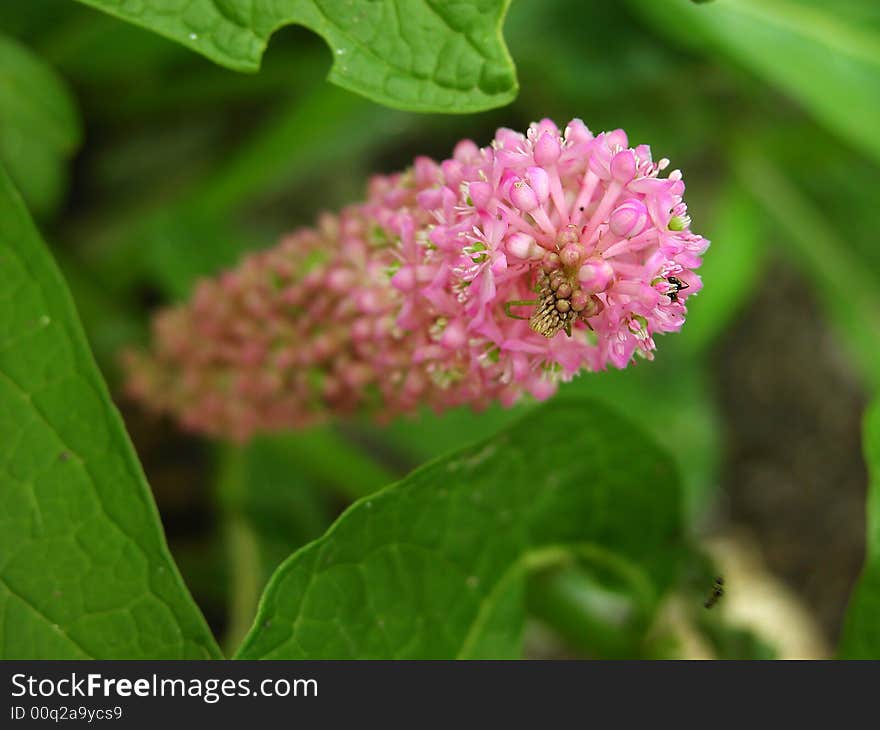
[
  {"xmin": 666, "ymin": 275, "xmax": 689, "ymax": 303},
  {"xmin": 704, "ymin": 576, "xmax": 724, "ymax": 609}
]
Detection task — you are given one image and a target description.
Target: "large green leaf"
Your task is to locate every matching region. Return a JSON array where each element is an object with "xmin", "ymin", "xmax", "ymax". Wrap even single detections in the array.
[
  {"xmin": 840, "ymin": 401, "xmax": 880, "ymax": 658},
  {"xmin": 235, "ymin": 398, "xmax": 686, "ymax": 659},
  {"xmin": 0, "ymin": 33, "xmax": 81, "ymax": 217},
  {"xmin": 376, "ymin": 359, "xmax": 720, "ymax": 522},
  {"xmin": 0, "ymin": 167, "xmax": 221, "ymax": 659},
  {"xmin": 564, "ymin": 362, "xmax": 721, "ymax": 521},
  {"xmin": 72, "ymin": 0, "xmax": 518, "ymax": 112},
  {"xmin": 628, "ymin": 0, "xmax": 880, "ymax": 163}
]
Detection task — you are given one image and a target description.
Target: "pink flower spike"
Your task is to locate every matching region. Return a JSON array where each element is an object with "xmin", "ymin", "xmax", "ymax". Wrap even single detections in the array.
[{"xmin": 124, "ymin": 118, "xmax": 708, "ymax": 441}]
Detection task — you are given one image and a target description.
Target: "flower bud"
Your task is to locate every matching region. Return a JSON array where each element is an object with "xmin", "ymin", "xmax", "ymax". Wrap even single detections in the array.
[
  {"xmin": 440, "ymin": 319, "xmax": 467, "ymax": 349},
  {"xmin": 564, "ymin": 119, "xmax": 592, "ymax": 145},
  {"xmin": 533, "ymin": 132, "xmax": 561, "ymax": 166},
  {"xmin": 506, "ymin": 232, "xmax": 541, "ymax": 260},
  {"xmin": 441, "ymin": 159, "xmax": 464, "ymax": 187},
  {"xmin": 413, "ymin": 156, "xmax": 439, "ymax": 187},
  {"xmin": 468, "ymin": 181, "xmax": 493, "ymax": 209},
  {"xmin": 542, "ymin": 251, "xmax": 562, "ymax": 272},
  {"xmin": 453, "ymin": 139, "xmax": 479, "ymax": 161},
  {"xmin": 578, "ymin": 259, "xmax": 614, "ymax": 292},
  {"xmin": 570, "ymin": 290, "xmax": 589, "ymax": 312},
  {"xmin": 610, "ymin": 149, "xmax": 637, "ymax": 183},
  {"xmin": 391, "ymin": 266, "xmax": 417, "ymax": 291},
  {"xmin": 559, "ymin": 243, "xmax": 584, "ymax": 268},
  {"xmin": 525, "ymin": 166, "xmax": 550, "ymax": 203},
  {"xmin": 609, "ymin": 199, "xmax": 649, "ymax": 238},
  {"xmin": 510, "ymin": 181, "xmax": 539, "ymax": 211}
]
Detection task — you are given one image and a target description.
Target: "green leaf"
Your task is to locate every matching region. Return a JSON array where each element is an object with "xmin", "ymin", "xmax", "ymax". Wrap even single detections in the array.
[
  {"xmin": 0, "ymin": 33, "xmax": 81, "ymax": 217},
  {"xmin": 375, "ymin": 357, "xmax": 721, "ymax": 523},
  {"xmin": 235, "ymin": 398, "xmax": 686, "ymax": 659},
  {"xmin": 526, "ymin": 562, "xmax": 657, "ymax": 659},
  {"xmin": 840, "ymin": 401, "xmax": 880, "ymax": 658},
  {"xmin": 0, "ymin": 166, "xmax": 221, "ymax": 659},
  {"xmin": 628, "ymin": 0, "xmax": 880, "ymax": 163},
  {"xmin": 562, "ymin": 362, "xmax": 721, "ymax": 521},
  {"xmin": 72, "ymin": 0, "xmax": 518, "ymax": 112}
]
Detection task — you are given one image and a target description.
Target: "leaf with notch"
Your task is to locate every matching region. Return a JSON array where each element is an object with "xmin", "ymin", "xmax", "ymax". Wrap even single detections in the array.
[{"xmin": 72, "ymin": 0, "xmax": 518, "ymax": 112}]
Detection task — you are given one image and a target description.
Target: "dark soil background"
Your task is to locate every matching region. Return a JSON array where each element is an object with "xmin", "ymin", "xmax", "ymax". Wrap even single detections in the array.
[{"xmin": 714, "ymin": 262, "xmax": 868, "ymax": 642}]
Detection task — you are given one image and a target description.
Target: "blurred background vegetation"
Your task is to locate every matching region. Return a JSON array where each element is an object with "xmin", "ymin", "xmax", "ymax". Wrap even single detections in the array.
[{"xmin": 2, "ymin": 0, "xmax": 878, "ymax": 657}]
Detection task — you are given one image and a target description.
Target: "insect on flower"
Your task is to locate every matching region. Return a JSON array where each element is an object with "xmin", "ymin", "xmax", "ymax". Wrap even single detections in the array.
[
  {"xmin": 504, "ymin": 273, "xmax": 577, "ymax": 338},
  {"xmin": 504, "ymin": 270, "xmax": 604, "ymax": 339},
  {"xmin": 666, "ymin": 275, "xmax": 690, "ymax": 303}
]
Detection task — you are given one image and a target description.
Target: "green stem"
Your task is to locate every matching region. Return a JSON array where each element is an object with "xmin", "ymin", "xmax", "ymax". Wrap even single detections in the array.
[{"xmin": 216, "ymin": 446, "xmax": 263, "ymax": 655}]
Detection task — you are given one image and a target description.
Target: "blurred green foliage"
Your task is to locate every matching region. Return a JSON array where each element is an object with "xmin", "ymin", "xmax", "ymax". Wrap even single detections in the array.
[
  {"xmin": 630, "ymin": 0, "xmax": 880, "ymax": 165},
  {"xmin": 1, "ymin": 0, "xmax": 878, "ymax": 658},
  {"xmin": 0, "ymin": 33, "xmax": 80, "ymax": 217}
]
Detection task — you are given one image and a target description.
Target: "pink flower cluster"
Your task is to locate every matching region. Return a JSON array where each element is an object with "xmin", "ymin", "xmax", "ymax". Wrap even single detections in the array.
[{"xmin": 124, "ymin": 119, "xmax": 708, "ymax": 441}]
